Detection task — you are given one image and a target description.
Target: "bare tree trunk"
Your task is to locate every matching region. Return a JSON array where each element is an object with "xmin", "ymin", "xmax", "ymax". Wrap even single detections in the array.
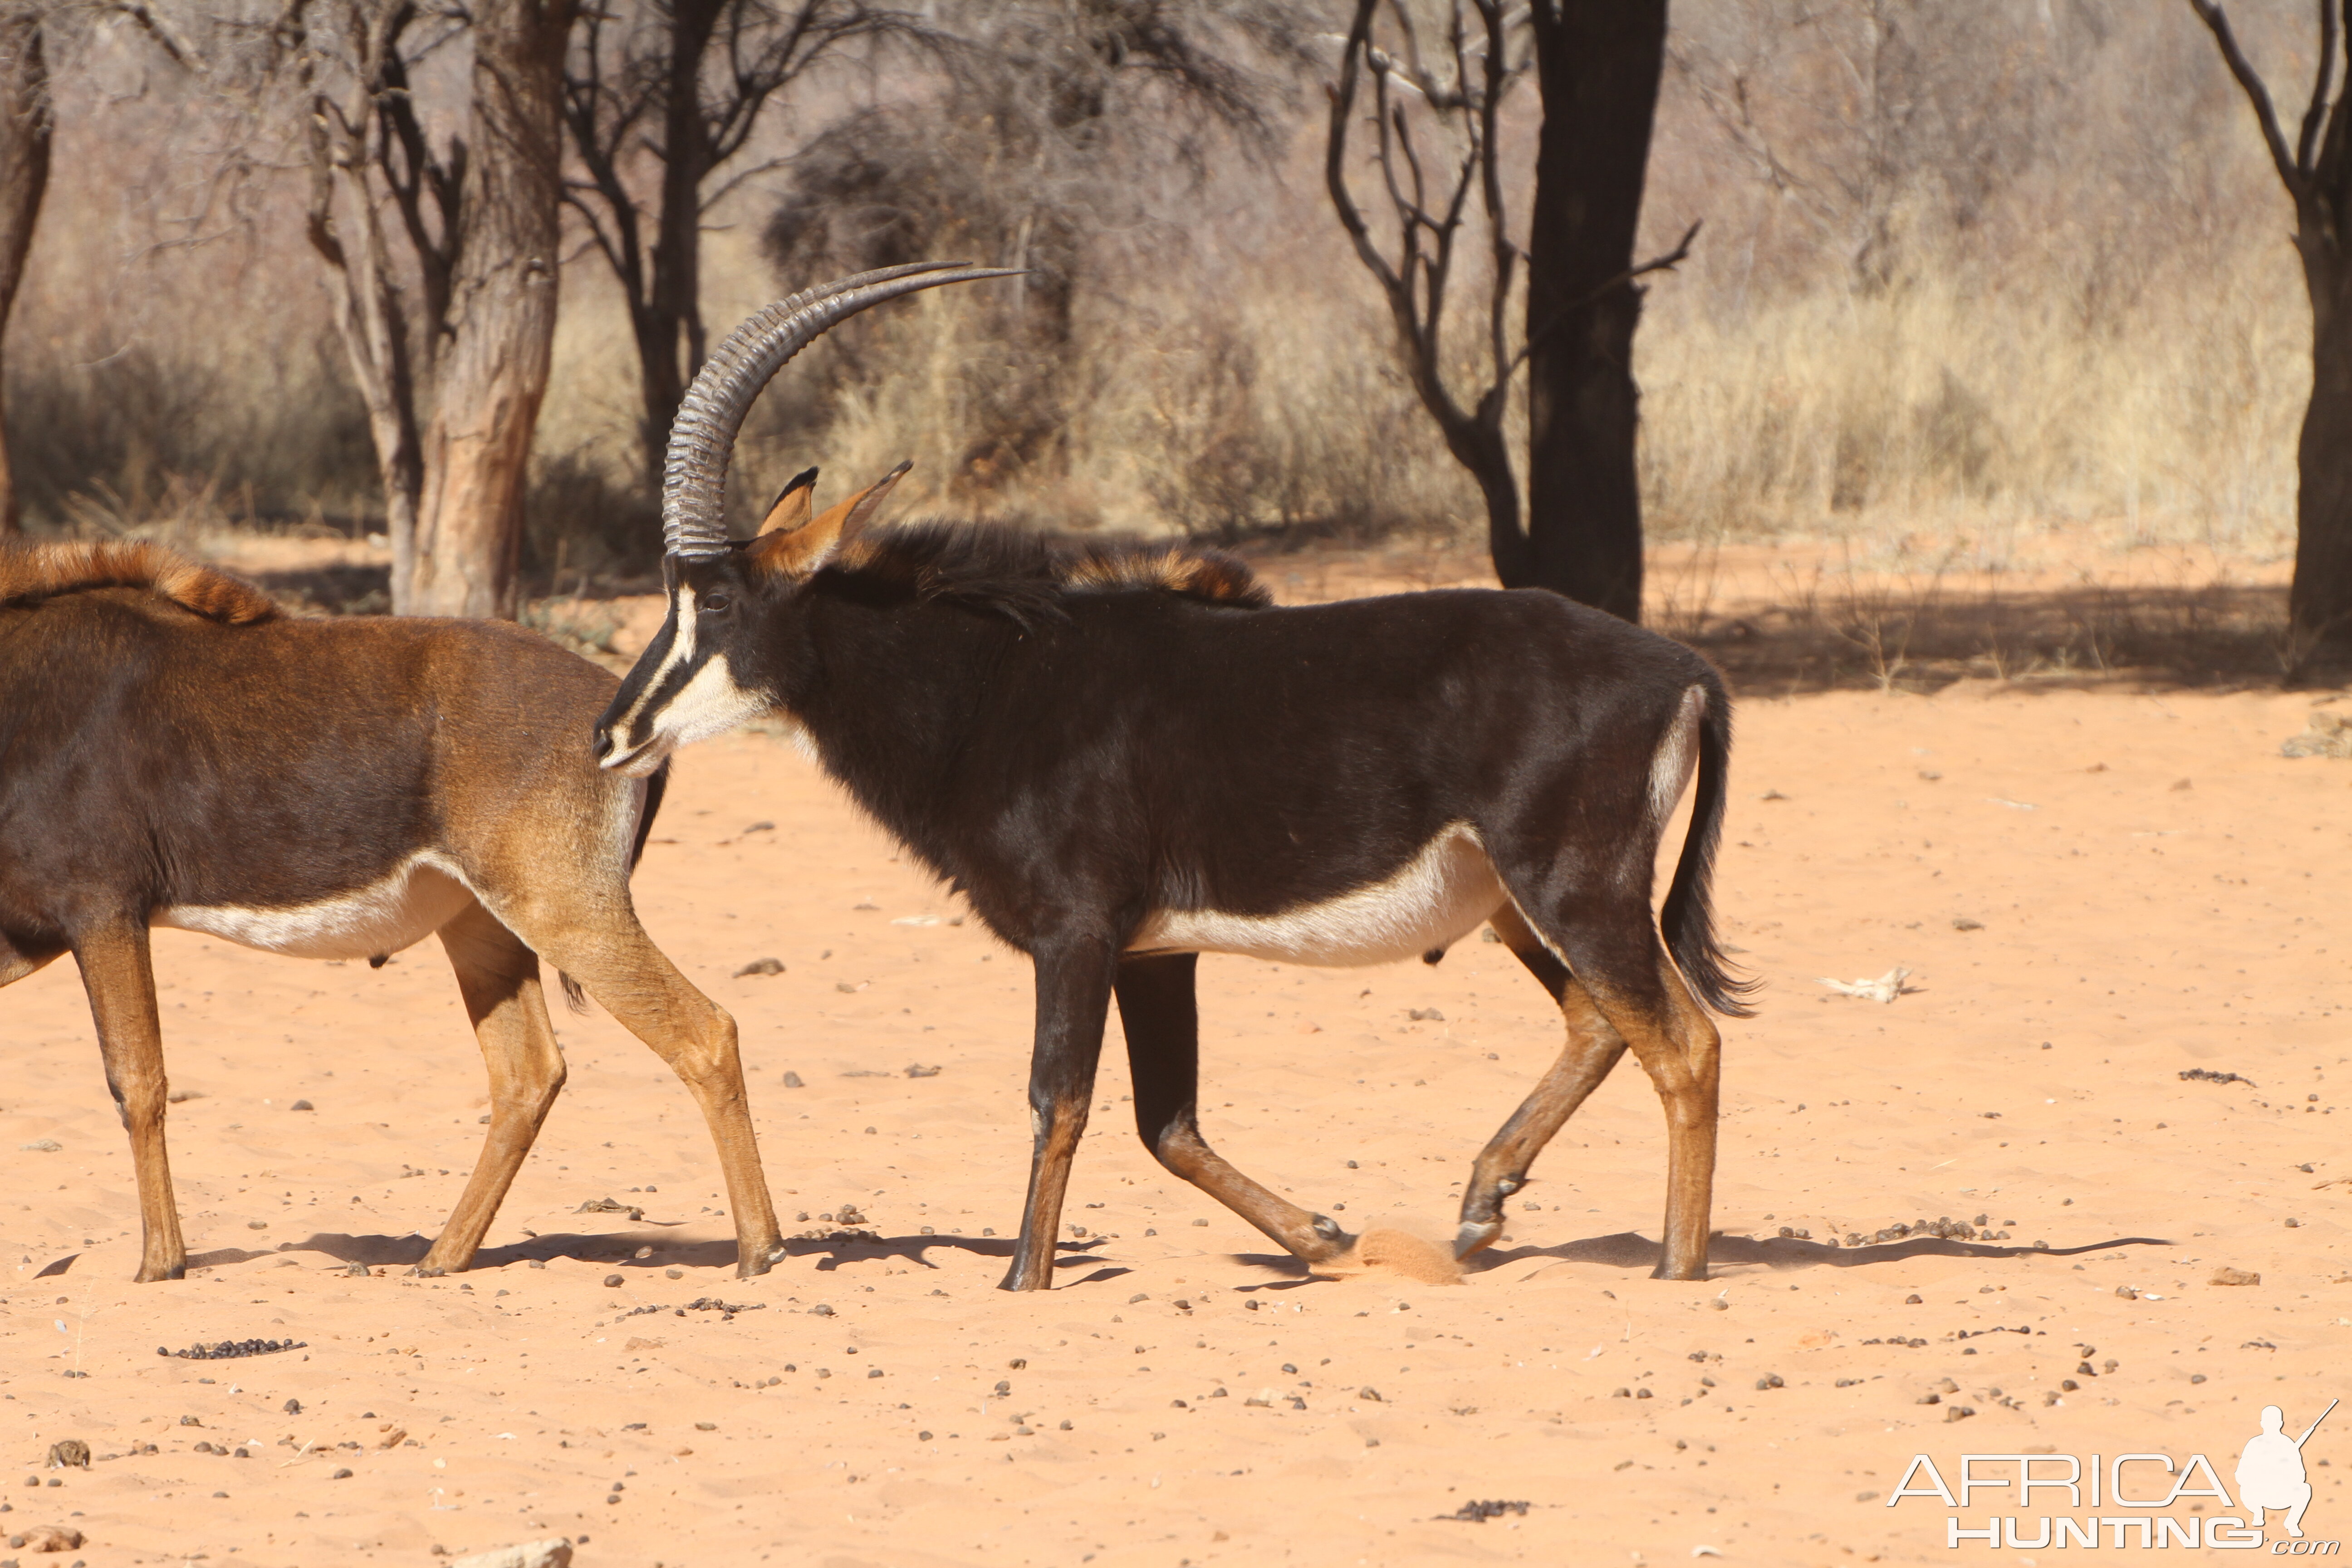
[
  {"xmin": 1522, "ymin": 0, "xmax": 1667, "ymax": 626},
  {"xmin": 0, "ymin": 2, "xmax": 49, "ymax": 539},
  {"xmin": 2294, "ymin": 234, "xmax": 2352, "ymax": 657},
  {"xmin": 2193, "ymin": 1, "xmax": 2352, "ymax": 669},
  {"xmin": 406, "ymin": 0, "xmax": 572, "ymax": 617}
]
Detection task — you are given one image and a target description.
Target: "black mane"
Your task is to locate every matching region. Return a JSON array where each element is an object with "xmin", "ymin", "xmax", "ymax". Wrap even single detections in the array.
[{"xmin": 823, "ymin": 521, "xmax": 1271, "ymax": 627}]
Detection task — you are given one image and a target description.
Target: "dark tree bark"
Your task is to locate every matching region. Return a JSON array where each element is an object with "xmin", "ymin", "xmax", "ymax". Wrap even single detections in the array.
[
  {"xmin": 1326, "ymin": 0, "xmax": 1687, "ymax": 618},
  {"xmin": 1523, "ymin": 0, "xmax": 1668, "ymax": 624},
  {"xmin": 0, "ymin": 2, "xmax": 48, "ymax": 539},
  {"xmin": 297, "ymin": 0, "xmax": 576, "ymax": 617},
  {"xmin": 2192, "ymin": 0, "xmax": 2352, "ymax": 668}
]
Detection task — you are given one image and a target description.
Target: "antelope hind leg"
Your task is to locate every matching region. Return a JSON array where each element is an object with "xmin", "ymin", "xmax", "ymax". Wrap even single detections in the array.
[
  {"xmin": 415, "ymin": 902, "xmax": 568, "ymax": 1276},
  {"xmin": 74, "ymin": 924, "xmax": 186, "ymax": 1283},
  {"xmin": 1455, "ymin": 906, "xmax": 1628, "ymax": 1259}
]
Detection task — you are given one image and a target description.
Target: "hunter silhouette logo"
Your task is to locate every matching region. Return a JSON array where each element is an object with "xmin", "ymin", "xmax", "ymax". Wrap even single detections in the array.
[
  {"xmin": 2241, "ymin": 1400, "xmax": 2336, "ymax": 1539},
  {"xmin": 1886, "ymin": 1397, "xmax": 2342, "ymax": 1549}
]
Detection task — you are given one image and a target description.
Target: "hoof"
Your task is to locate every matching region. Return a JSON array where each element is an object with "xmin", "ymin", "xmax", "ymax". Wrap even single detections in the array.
[
  {"xmin": 1648, "ymin": 1260, "xmax": 1709, "ymax": 1282},
  {"xmin": 133, "ymin": 1262, "xmax": 187, "ymax": 1284},
  {"xmin": 996, "ymin": 1263, "xmax": 1052, "ymax": 1292},
  {"xmin": 1453, "ymin": 1219, "xmax": 1501, "ymax": 1260},
  {"xmin": 736, "ymin": 1242, "xmax": 781, "ymax": 1279}
]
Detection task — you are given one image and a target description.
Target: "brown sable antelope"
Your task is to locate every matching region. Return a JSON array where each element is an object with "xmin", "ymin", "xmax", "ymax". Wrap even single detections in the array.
[
  {"xmin": 0, "ymin": 540, "xmax": 786, "ymax": 1283},
  {"xmin": 597, "ymin": 264, "xmax": 1754, "ymax": 1292}
]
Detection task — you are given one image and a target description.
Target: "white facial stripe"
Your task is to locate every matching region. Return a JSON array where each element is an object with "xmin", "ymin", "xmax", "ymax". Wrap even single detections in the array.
[
  {"xmin": 1649, "ymin": 685, "xmax": 1706, "ymax": 827},
  {"xmin": 1129, "ymin": 823, "xmax": 1505, "ymax": 967},
  {"xmin": 155, "ymin": 852, "xmax": 477, "ymax": 961},
  {"xmin": 602, "ymin": 586, "xmax": 701, "ymax": 760},
  {"xmin": 652, "ymin": 646, "xmax": 771, "ymax": 752}
]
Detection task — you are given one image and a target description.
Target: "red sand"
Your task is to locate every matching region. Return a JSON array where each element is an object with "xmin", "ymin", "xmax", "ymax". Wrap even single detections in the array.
[{"xmin": 5, "ymin": 561, "xmax": 2351, "ymax": 1565}]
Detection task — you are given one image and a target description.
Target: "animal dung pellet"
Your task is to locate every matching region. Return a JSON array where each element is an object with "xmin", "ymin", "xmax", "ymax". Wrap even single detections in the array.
[
  {"xmin": 734, "ymin": 957, "xmax": 784, "ymax": 978},
  {"xmin": 9, "ymin": 1524, "xmax": 83, "ymax": 1551},
  {"xmin": 2211, "ymin": 1266, "xmax": 2261, "ymax": 1286},
  {"xmin": 158, "ymin": 1338, "xmax": 307, "ymax": 1360},
  {"xmin": 2180, "ymin": 1068, "xmax": 2257, "ymax": 1088}
]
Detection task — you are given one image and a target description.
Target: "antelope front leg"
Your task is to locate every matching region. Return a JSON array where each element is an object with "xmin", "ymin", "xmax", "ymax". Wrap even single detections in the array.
[
  {"xmin": 1000, "ymin": 940, "xmax": 1116, "ymax": 1292},
  {"xmin": 415, "ymin": 903, "xmax": 568, "ymax": 1276},
  {"xmin": 1117, "ymin": 953, "xmax": 1351, "ymax": 1264},
  {"xmin": 74, "ymin": 924, "xmax": 186, "ymax": 1283}
]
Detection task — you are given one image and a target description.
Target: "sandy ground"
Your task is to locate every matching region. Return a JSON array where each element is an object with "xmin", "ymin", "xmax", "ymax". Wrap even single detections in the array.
[{"xmin": 6, "ymin": 554, "xmax": 2352, "ymax": 1566}]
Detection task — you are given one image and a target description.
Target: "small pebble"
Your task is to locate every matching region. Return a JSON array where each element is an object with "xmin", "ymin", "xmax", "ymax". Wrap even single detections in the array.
[
  {"xmin": 603, "ymin": 1274, "xmax": 624, "ymax": 1288},
  {"xmin": 783, "ymin": 1072, "xmax": 804, "ymax": 1088}
]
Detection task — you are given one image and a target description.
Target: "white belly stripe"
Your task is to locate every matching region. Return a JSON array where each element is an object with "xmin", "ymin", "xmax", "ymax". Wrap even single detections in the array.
[
  {"xmin": 154, "ymin": 852, "xmax": 476, "ymax": 961},
  {"xmin": 1128, "ymin": 822, "xmax": 1506, "ymax": 967}
]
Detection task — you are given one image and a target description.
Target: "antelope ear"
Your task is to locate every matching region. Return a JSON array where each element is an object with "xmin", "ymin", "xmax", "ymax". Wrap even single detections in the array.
[
  {"xmin": 748, "ymin": 461, "xmax": 911, "ymax": 578},
  {"xmin": 754, "ymin": 467, "xmax": 819, "ymax": 537},
  {"xmin": 813, "ymin": 460, "xmax": 912, "ymax": 546}
]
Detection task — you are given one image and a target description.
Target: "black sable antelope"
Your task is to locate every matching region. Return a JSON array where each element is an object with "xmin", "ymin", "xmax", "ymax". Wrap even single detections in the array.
[
  {"xmin": 0, "ymin": 541, "xmax": 786, "ymax": 1282},
  {"xmin": 598, "ymin": 264, "xmax": 1754, "ymax": 1291}
]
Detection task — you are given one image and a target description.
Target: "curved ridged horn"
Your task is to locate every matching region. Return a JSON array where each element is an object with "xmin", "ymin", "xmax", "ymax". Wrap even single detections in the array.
[{"xmin": 662, "ymin": 262, "xmax": 1021, "ymax": 557}]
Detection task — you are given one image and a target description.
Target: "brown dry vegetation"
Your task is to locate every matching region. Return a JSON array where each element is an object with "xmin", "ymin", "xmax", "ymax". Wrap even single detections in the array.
[{"xmin": 2, "ymin": 0, "xmax": 2321, "ymax": 669}]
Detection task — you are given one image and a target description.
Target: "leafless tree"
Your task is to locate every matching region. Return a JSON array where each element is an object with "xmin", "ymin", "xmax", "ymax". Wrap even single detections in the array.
[
  {"xmin": 285, "ymin": 0, "xmax": 575, "ymax": 617},
  {"xmin": 760, "ymin": 0, "xmax": 1302, "ymax": 500},
  {"xmin": 2191, "ymin": 0, "xmax": 2352, "ymax": 667},
  {"xmin": 562, "ymin": 0, "xmax": 933, "ymax": 497},
  {"xmin": 0, "ymin": 0, "xmax": 47, "ymax": 539},
  {"xmin": 1327, "ymin": 0, "xmax": 1689, "ymax": 617}
]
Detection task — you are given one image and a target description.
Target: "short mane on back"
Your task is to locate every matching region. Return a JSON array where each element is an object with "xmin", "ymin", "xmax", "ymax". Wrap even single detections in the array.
[
  {"xmin": 828, "ymin": 521, "xmax": 1270, "ymax": 625},
  {"xmin": 0, "ymin": 541, "xmax": 278, "ymax": 625}
]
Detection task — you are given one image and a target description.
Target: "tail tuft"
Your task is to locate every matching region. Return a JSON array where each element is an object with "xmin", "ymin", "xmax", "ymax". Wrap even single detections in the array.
[
  {"xmin": 559, "ymin": 973, "xmax": 589, "ymax": 1014},
  {"xmin": 1659, "ymin": 680, "xmax": 1760, "ymax": 1018}
]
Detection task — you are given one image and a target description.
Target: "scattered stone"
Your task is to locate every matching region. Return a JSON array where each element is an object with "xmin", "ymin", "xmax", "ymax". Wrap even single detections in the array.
[
  {"xmin": 1951, "ymin": 918, "xmax": 1983, "ymax": 931},
  {"xmin": 1754, "ymin": 1374, "xmax": 1784, "ymax": 1390},
  {"xmin": 782, "ymin": 1072, "xmax": 804, "ymax": 1088},
  {"xmin": 375, "ymin": 1428, "xmax": 407, "ymax": 1450},
  {"xmin": 575, "ymin": 1198, "xmax": 645, "ymax": 1221},
  {"xmin": 2211, "ymin": 1267, "xmax": 2261, "ymax": 1287},
  {"xmin": 2282, "ymin": 710, "xmax": 2352, "ymax": 759},
  {"xmin": 905, "ymin": 1064, "xmax": 942, "ymax": 1078},
  {"xmin": 289, "ymin": 1099, "xmax": 314, "ymax": 1111},
  {"xmin": 603, "ymin": 1275, "xmax": 624, "ymax": 1289},
  {"xmin": 158, "ymin": 1339, "xmax": 306, "ymax": 1360},
  {"xmin": 17, "ymin": 1141, "xmax": 59, "ymax": 1154},
  {"xmin": 1407, "ymin": 1008, "xmax": 1444, "ymax": 1022},
  {"xmin": 733, "ymin": 958, "xmax": 785, "ymax": 978},
  {"xmin": 683, "ymin": 1298, "xmax": 764, "ymax": 1315},
  {"xmin": 1359, "ymin": 1386, "xmax": 1382, "ymax": 1401},
  {"xmin": 448, "ymin": 1540, "xmax": 573, "ymax": 1568},
  {"xmin": 40, "ymin": 1444, "xmax": 84, "ymax": 1472},
  {"xmin": 331, "ymin": 1468, "xmax": 353, "ymax": 1480},
  {"xmin": 742, "ymin": 821, "xmax": 776, "ymax": 834},
  {"xmin": 1945, "ymin": 1405, "xmax": 1976, "ymax": 1422},
  {"xmin": 283, "ymin": 1399, "xmax": 301, "ymax": 1416},
  {"xmin": 2181, "ymin": 1068, "xmax": 2257, "ymax": 1088},
  {"xmin": 346, "ymin": 1261, "xmax": 371, "ymax": 1277}
]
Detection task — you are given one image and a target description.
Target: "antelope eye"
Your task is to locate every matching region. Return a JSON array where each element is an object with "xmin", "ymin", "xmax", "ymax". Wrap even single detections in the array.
[{"xmin": 701, "ymin": 593, "xmax": 731, "ymax": 612}]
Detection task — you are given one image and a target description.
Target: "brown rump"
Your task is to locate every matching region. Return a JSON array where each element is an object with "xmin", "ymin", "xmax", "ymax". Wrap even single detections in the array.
[{"xmin": 0, "ymin": 541, "xmax": 277, "ymax": 625}]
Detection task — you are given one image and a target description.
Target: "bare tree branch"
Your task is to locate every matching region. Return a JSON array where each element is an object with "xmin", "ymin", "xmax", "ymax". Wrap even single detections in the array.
[{"xmin": 2189, "ymin": 0, "xmax": 2306, "ymax": 192}]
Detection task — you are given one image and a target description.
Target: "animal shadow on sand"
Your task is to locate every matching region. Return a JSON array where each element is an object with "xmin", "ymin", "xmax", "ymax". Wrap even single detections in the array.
[
  {"xmin": 193, "ymin": 1230, "xmax": 1129, "ymax": 1284},
  {"xmin": 1467, "ymin": 1229, "xmax": 2175, "ymax": 1275}
]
